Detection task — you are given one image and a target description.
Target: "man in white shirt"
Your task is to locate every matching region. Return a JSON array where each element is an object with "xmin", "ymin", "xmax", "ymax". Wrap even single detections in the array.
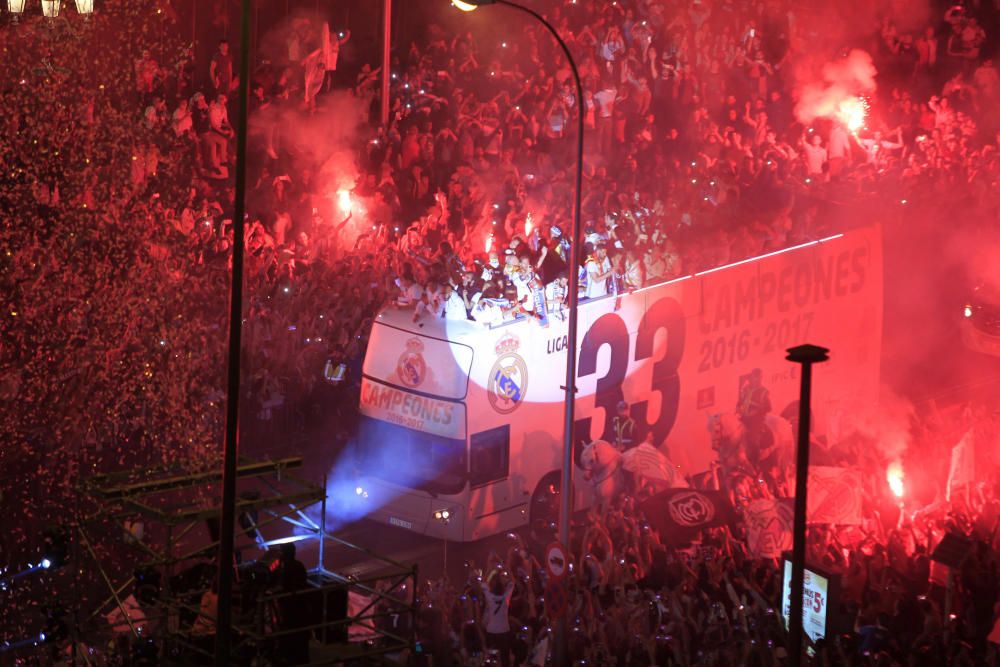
[
  {"xmin": 545, "ymin": 273, "xmax": 569, "ymax": 320},
  {"xmin": 623, "ymin": 249, "xmax": 645, "ymax": 290},
  {"xmin": 172, "ymin": 97, "xmax": 193, "ymax": 137},
  {"xmin": 412, "ymin": 282, "xmax": 443, "ymax": 321},
  {"xmin": 208, "ymin": 94, "xmax": 234, "ymax": 165},
  {"xmin": 480, "ymin": 251, "xmax": 502, "ymax": 282},
  {"xmin": 827, "ymin": 124, "xmax": 851, "ymax": 177},
  {"xmin": 510, "ymin": 256, "xmax": 536, "ymax": 313},
  {"xmin": 472, "ymin": 296, "xmax": 505, "ymax": 326},
  {"xmin": 645, "ymin": 248, "xmax": 668, "ymax": 281},
  {"xmin": 857, "ymin": 129, "xmax": 903, "ymax": 170},
  {"xmin": 394, "ymin": 276, "xmax": 424, "ymax": 308},
  {"xmin": 801, "ymin": 133, "xmax": 827, "ymax": 177},
  {"xmin": 443, "ymin": 284, "xmax": 468, "ymax": 320},
  {"xmin": 322, "ymin": 24, "xmax": 350, "ymax": 92},
  {"xmin": 594, "ymin": 82, "xmax": 617, "ymax": 155},
  {"xmin": 481, "ymin": 570, "xmax": 514, "ymax": 667},
  {"xmin": 584, "ymin": 245, "xmax": 613, "ymax": 299}
]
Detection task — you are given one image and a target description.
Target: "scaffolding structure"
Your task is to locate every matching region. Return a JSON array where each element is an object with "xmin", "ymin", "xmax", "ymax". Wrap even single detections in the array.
[{"xmin": 74, "ymin": 456, "xmax": 417, "ymax": 665}]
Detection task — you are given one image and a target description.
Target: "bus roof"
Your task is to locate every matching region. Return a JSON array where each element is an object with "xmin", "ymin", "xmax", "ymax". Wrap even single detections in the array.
[
  {"xmin": 373, "ymin": 307, "xmax": 483, "ymax": 343},
  {"xmin": 373, "ymin": 233, "xmax": 849, "ymax": 341}
]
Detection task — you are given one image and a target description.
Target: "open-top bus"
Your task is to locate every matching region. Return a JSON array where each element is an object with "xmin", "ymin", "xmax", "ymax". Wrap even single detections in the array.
[{"xmin": 353, "ymin": 227, "xmax": 882, "ymax": 541}]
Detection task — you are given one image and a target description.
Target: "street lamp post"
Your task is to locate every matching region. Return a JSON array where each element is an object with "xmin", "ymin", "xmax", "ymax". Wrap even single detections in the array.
[
  {"xmin": 434, "ymin": 509, "xmax": 452, "ymax": 580},
  {"xmin": 380, "ymin": 0, "xmax": 392, "ymax": 126},
  {"xmin": 451, "ymin": 2, "xmax": 584, "ymax": 664},
  {"xmin": 215, "ymin": 0, "xmax": 253, "ymax": 665},
  {"xmin": 785, "ymin": 344, "xmax": 829, "ymax": 667}
]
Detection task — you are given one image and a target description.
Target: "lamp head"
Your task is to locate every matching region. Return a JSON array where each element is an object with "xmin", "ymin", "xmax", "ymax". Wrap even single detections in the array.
[
  {"xmin": 452, "ymin": 0, "xmax": 495, "ymax": 10},
  {"xmin": 41, "ymin": 0, "xmax": 61, "ymax": 18}
]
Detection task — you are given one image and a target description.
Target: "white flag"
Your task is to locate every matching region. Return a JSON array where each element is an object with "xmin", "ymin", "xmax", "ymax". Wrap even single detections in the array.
[
  {"xmin": 947, "ymin": 429, "xmax": 975, "ymax": 501},
  {"xmin": 622, "ymin": 443, "xmax": 687, "ymax": 487}
]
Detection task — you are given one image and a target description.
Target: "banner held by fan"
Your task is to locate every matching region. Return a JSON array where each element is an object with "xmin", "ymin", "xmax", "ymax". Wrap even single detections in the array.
[
  {"xmin": 640, "ymin": 488, "xmax": 737, "ymax": 544},
  {"xmin": 807, "ymin": 466, "xmax": 863, "ymax": 525},
  {"xmin": 744, "ymin": 498, "xmax": 793, "ymax": 559}
]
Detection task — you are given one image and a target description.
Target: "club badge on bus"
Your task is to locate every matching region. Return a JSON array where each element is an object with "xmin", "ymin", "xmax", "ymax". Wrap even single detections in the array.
[
  {"xmin": 396, "ymin": 337, "xmax": 427, "ymax": 388},
  {"xmin": 488, "ymin": 333, "xmax": 528, "ymax": 414}
]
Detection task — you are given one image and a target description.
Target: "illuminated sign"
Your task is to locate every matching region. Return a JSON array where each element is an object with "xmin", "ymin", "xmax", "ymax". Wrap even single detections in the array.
[
  {"xmin": 781, "ymin": 558, "xmax": 836, "ymax": 644},
  {"xmin": 359, "ymin": 378, "xmax": 466, "ymax": 441}
]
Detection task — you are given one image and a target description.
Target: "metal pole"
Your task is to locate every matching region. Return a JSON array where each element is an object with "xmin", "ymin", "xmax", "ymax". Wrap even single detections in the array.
[
  {"xmin": 215, "ymin": 0, "xmax": 252, "ymax": 664},
  {"xmin": 486, "ymin": 3, "xmax": 584, "ymax": 664},
  {"xmin": 785, "ymin": 344, "xmax": 829, "ymax": 667},
  {"xmin": 380, "ymin": 0, "xmax": 392, "ymax": 126},
  {"xmin": 318, "ymin": 473, "xmax": 327, "ymax": 572},
  {"xmin": 453, "ymin": 3, "xmax": 581, "ymax": 662}
]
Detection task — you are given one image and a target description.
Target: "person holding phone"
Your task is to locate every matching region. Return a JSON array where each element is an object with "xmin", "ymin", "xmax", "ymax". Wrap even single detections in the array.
[{"xmin": 322, "ymin": 23, "xmax": 351, "ymax": 93}]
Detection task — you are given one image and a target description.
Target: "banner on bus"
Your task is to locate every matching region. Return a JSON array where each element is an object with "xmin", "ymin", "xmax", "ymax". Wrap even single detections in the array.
[
  {"xmin": 562, "ymin": 227, "xmax": 884, "ymax": 474},
  {"xmin": 359, "ymin": 378, "xmax": 466, "ymax": 441}
]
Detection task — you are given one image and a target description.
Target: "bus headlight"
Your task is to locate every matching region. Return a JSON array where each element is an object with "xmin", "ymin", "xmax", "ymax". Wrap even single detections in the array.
[
  {"xmin": 355, "ymin": 486, "xmax": 368, "ymax": 498},
  {"xmin": 964, "ymin": 305, "xmax": 973, "ymax": 318}
]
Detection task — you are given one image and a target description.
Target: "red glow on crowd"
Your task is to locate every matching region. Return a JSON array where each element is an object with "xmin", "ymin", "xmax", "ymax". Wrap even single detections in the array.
[{"xmin": 3, "ymin": 0, "xmax": 1000, "ymax": 665}]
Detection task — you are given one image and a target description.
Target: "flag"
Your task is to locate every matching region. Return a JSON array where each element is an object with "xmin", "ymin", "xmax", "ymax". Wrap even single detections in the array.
[
  {"xmin": 622, "ymin": 443, "xmax": 686, "ymax": 487},
  {"xmin": 531, "ymin": 285, "xmax": 549, "ymax": 328},
  {"xmin": 947, "ymin": 429, "xmax": 975, "ymax": 501},
  {"xmin": 744, "ymin": 498, "xmax": 793, "ymax": 559},
  {"xmin": 640, "ymin": 489, "xmax": 736, "ymax": 544},
  {"xmin": 807, "ymin": 466, "xmax": 863, "ymax": 525}
]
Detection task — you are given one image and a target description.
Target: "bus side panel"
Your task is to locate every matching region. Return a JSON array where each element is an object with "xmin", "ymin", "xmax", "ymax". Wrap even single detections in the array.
[
  {"xmin": 361, "ymin": 227, "xmax": 882, "ymax": 541},
  {"xmin": 670, "ymin": 229, "xmax": 883, "ymax": 472},
  {"xmin": 467, "ymin": 227, "xmax": 882, "ymax": 484},
  {"xmin": 464, "ymin": 372, "xmax": 568, "ymax": 540}
]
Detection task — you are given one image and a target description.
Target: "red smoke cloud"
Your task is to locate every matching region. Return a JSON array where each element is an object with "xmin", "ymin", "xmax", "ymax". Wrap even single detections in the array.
[{"xmin": 794, "ymin": 49, "xmax": 877, "ymax": 127}]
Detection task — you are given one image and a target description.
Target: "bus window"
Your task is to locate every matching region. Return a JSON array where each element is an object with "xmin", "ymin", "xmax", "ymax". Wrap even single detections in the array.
[
  {"xmin": 358, "ymin": 416, "xmax": 467, "ymax": 495},
  {"xmin": 469, "ymin": 425, "xmax": 510, "ymax": 487}
]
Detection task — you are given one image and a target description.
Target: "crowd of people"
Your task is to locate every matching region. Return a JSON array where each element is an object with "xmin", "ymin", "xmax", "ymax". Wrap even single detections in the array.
[
  {"xmin": 3, "ymin": 0, "xmax": 1000, "ymax": 663},
  {"xmin": 409, "ymin": 395, "xmax": 1000, "ymax": 667}
]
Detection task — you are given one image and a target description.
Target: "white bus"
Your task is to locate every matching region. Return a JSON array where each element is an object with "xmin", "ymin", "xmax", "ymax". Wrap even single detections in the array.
[{"xmin": 354, "ymin": 227, "xmax": 883, "ymax": 542}]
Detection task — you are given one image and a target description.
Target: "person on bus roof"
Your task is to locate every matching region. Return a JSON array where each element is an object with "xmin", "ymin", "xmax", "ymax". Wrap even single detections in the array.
[
  {"xmin": 395, "ymin": 275, "xmax": 424, "ymax": 308},
  {"xmin": 585, "ymin": 243, "xmax": 614, "ymax": 299}
]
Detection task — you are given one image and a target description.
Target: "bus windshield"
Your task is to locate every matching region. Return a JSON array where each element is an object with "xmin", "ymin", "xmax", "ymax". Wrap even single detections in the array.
[{"xmin": 358, "ymin": 415, "xmax": 467, "ymax": 496}]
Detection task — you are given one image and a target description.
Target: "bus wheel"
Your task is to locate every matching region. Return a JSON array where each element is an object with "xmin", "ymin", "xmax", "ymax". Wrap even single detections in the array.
[{"xmin": 529, "ymin": 472, "xmax": 561, "ymax": 540}]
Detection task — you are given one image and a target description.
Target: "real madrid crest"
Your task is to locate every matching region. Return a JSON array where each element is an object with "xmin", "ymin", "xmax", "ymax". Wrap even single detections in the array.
[
  {"xmin": 667, "ymin": 491, "xmax": 715, "ymax": 527},
  {"xmin": 396, "ymin": 337, "xmax": 427, "ymax": 388},
  {"xmin": 488, "ymin": 333, "xmax": 528, "ymax": 414}
]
